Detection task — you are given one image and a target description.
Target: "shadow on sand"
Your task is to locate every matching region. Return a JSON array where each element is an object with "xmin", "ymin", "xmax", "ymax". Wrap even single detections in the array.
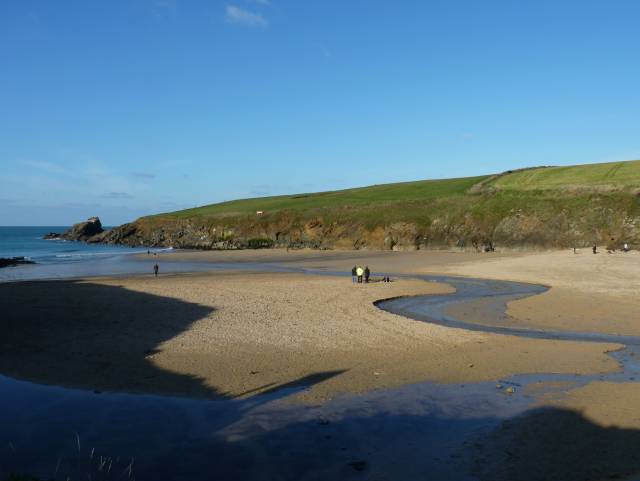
[
  {"xmin": 126, "ymin": 405, "xmax": 640, "ymax": 481},
  {"xmin": 0, "ymin": 279, "xmax": 358, "ymax": 480},
  {"xmin": 473, "ymin": 406, "xmax": 640, "ymax": 481},
  {"xmin": 0, "ymin": 280, "xmax": 346, "ymax": 401},
  {"xmin": 0, "ymin": 279, "xmax": 223, "ymax": 398},
  {"xmin": 4, "ymin": 400, "xmax": 640, "ymax": 480},
  {"xmin": 3, "ymin": 281, "xmax": 640, "ymax": 480}
]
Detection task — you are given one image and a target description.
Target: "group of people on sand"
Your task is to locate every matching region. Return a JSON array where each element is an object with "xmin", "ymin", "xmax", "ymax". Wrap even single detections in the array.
[
  {"xmin": 570, "ymin": 242, "xmax": 632, "ymax": 255},
  {"xmin": 352, "ymin": 265, "xmax": 369, "ymax": 283},
  {"xmin": 351, "ymin": 265, "xmax": 391, "ymax": 284}
]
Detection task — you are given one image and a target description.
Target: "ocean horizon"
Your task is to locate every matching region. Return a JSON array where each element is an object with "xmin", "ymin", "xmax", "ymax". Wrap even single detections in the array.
[
  {"xmin": 0, "ymin": 226, "xmax": 145, "ymax": 263},
  {"xmin": 0, "ymin": 226, "xmax": 178, "ymax": 282}
]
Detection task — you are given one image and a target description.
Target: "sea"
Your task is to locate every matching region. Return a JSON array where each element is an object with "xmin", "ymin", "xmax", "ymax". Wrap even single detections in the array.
[
  {"xmin": 0, "ymin": 226, "xmax": 150, "ymax": 263},
  {"xmin": 0, "ymin": 226, "xmax": 173, "ymax": 282},
  {"xmin": 0, "ymin": 226, "xmax": 297, "ymax": 282}
]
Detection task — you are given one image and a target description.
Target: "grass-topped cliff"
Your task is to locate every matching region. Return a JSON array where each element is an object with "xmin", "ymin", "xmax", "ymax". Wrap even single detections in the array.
[{"xmin": 102, "ymin": 160, "xmax": 640, "ymax": 250}]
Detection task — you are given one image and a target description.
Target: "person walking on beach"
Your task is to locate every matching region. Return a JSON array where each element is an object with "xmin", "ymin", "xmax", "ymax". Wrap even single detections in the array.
[
  {"xmin": 356, "ymin": 265, "xmax": 364, "ymax": 284},
  {"xmin": 351, "ymin": 266, "xmax": 357, "ymax": 283},
  {"xmin": 364, "ymin": 266, "xmax": 370, "ymax": 283},
  {"xmin": 593, "ymin": 244, "xmax": 597, "ymax": 254},
  {"xmin": 153, "ymin": 263, "xmax": 159, "ymax": 277}
]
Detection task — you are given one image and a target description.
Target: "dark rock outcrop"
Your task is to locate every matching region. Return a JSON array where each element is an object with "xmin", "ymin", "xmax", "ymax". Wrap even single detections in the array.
[
  {"xmin": 62, "ymin": 217, "xmax": 104, "ymax": 241},
  {"xmin": 0, "ymin": 257, "xmax": 36, "ymax": 268},
  {"xmin": 43, "ymin": 232, "xmax": 61, "ymax": 240}
]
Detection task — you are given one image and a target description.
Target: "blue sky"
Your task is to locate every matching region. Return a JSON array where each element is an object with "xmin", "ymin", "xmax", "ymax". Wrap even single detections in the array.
[{"xmin": 1, "ymin": 0, "xmax": 639, "ymax": 225}]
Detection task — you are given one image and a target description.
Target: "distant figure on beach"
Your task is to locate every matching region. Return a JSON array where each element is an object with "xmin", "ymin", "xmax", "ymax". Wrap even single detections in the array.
[
  {"xmin": 624, "ymin": 243, "xmax": 629, "ymax": 252},
  {"xmin": 147, "ymin": 249, "xmax": 150, "ymax": 255},
  {"xmin": 351, "ymin": 266, "xmax": 357, "ymax": 283},
  {"xmin": 593, "ymin": 245, "xmax": 597, "ymax": 254},
  {"xmin": 364, "ymin": 266, "xmax": 370, "ymax": 283},
  {"xmin": 153, "ymin": 263, "xmax": 159, "ymax": 277},
  {"xmin": 356, "ymin": 266, "xmax": 364, "ymax": 283}
]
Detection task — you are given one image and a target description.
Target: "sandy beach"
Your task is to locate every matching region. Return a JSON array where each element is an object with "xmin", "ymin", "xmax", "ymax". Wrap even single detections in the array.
[
  {"xmin": 0, "ymin": 251, "xmax": 629, "ymax": 403},
  {"xmin": 4, "ymin": 248, "xmax": 640, "ymax": 481}
]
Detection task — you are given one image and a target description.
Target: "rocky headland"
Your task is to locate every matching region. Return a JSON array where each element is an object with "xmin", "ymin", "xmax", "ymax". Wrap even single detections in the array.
[{"xmin": 43, "ymin": 216, "xmax": 105, "ymax": 243}]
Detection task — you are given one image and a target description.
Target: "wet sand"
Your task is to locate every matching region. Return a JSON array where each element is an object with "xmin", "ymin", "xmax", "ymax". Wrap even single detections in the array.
[
  {"xmin": 0, "ymin": 270, "xmax": 619, "ymax": 402},
  {"xmin": 151, "ymin": 246, "xmax": 518, "ymax": 274}
]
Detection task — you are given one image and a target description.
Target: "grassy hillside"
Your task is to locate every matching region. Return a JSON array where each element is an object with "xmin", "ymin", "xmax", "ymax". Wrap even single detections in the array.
[
  {"xmin": 491, "ymin": 160, "xmax": 640, "ymax": 191},
  {"xmin": 162, "ymin": 175, "xmax": 489, "ymax": 219},
  {"xmin": 108, "ymin": 160, "xmax": 640, "ymax": 250},
  {"xmin": 159, "ymin": 160, "xmax": 640, "ymax": 221}
]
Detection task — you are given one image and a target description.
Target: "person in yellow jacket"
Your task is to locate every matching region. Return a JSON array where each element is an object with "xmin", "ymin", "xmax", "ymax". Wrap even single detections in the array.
[{"xmin": 356, "ymin": 265, "xmax": 364, "ymax": 283}]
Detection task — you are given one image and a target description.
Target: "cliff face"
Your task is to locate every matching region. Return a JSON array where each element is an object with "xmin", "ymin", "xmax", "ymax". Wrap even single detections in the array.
[{"xmin": 96, "ymin": 194, "xmax": 640, "ymax": 251}]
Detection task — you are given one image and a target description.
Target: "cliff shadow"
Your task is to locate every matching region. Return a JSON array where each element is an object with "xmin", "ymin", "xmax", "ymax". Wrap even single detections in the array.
[
  {"xmin": 134, "ymin": 405, "xmax": 640, "ymax": 480},
  {"xmin": 0, "ymin": 280, "xmax": 239, "ymax": 399},
  {"xmin": 473, "ymin": 406, "xmax": 640, "ymax": 481},
  {"xmin": 5, "ymin": 401, "xmax": 640, "ymax": 481},
  {"xmin": 0, "ymin": 279, "xmax": 348, "ymax": 402}
]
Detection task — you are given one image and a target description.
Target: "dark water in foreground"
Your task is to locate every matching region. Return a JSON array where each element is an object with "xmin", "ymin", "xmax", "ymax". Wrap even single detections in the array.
[{"xmin": 2, "ymin": 270, "xmax": 640, "ymax": 480}]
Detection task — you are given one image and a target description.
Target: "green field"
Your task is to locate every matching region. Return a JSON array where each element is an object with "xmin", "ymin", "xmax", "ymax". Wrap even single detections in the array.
[
  {"xmin": 491, "ymin": 160, "xmax": 640, "ymax": 191},
  {"xmin": 161, "ymin": 175, "xmax": 489, "ymax": 219},
  {"xmin": 157, "ymin": 159, "xmax": 640, "ymax": 221}
]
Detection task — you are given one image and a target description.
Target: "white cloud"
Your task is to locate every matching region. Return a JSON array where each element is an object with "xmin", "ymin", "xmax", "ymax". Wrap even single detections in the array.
[
  {"xmin": 225, "ymin": 5, "xmax": 268, "ymax": 27},
  {"xmin": 102, "ymin": 192, "xmax": 135, "ymax": 200}
]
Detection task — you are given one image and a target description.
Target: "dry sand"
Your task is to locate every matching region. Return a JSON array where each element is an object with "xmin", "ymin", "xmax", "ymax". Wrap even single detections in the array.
[
  {"xmin": 164, "ymin": 247, "xmax": 640, "ymax": 336},
  {"xmin": 0, "ymin": 271, "xmax": 619, "ymax": 402}
]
